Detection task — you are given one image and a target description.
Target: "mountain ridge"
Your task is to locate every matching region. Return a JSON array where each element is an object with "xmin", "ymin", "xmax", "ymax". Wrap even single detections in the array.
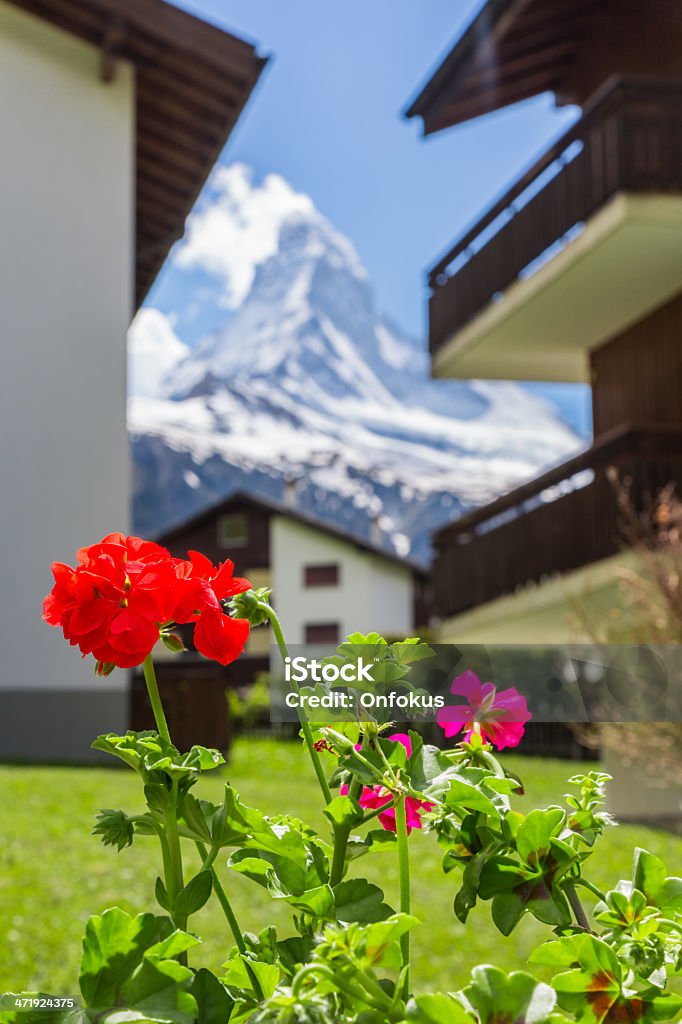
[{"xmin": 129, "ymin": 165, "xmax": 585, "ymax": 563}]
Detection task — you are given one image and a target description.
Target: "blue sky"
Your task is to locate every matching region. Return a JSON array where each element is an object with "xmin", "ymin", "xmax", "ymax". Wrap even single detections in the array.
[
  {"xmin": 151, "ymin": 0, "xmax": 580, "ymax": 337},
  {"xmin": 148, "ymin": 1, "xmax": 590, "ymax": 433}
]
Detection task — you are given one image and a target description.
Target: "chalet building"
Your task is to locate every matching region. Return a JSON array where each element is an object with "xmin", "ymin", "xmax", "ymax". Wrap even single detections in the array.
[
  {"xmin": 0, "ymin": 0, "xmax": 265, "ymax": 760},
  {"xmin": 406, "ymin": 0, "xmax": 682, "ymax": 647},
  {"xmin": 130, "ymin": 492, "xmax": 430, "ymax": 751}
]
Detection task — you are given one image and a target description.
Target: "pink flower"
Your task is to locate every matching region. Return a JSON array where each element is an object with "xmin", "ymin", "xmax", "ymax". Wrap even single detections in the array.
[
  {"xmin": 437, "ymin": 670, "xmax": 531, "ymax": 750},
  {"xmin": 341, "ymin": 733, "xmax": 432, "ymax": 834}
]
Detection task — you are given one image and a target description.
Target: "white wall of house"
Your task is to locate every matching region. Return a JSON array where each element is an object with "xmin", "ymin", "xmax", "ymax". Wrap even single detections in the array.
[
  {"xmin": 270, "ymin": 515, "xmax": 414, "ymax": 648},
  {"xmin": 0, "ymin": 3, "xmax": 133, "ymax": 755}
]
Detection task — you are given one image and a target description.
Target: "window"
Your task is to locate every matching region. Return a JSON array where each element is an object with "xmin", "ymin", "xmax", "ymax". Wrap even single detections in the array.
[
  {"xmin": 217, "ymin": 513, "xmax": 248, "ymax": 549},
  {"xmin": 304, "ymin": 563, "xmax": 339, "ymax": 588},
  {"xmin": 304, "ymin": 622, "xmax": 340, "ymax": 644}
]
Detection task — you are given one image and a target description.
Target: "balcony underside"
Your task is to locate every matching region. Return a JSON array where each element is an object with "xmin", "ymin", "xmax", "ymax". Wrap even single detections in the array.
[
  {"xmin": 432, "ymin": 192, "xmax": 682, "ymax": 382},
  {"xmin": 432, "ymin": 426, "xmax": 682, "ymax": 621}
]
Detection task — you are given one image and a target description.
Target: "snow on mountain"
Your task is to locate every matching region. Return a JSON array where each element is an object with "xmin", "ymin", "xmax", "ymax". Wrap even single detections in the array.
[{"xmin": 129, "ymin": 165, "xmax": 585, "ymax": 563}]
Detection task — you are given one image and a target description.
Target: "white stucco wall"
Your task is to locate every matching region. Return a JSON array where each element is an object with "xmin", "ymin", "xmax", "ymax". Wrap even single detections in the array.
[
  {"xmin": 0, "ymin": 3, "xmax": 133, "ymax": 707},
  {"xmin": 270, "ymin": 516, "xmax": 414, "ymax": 647}
]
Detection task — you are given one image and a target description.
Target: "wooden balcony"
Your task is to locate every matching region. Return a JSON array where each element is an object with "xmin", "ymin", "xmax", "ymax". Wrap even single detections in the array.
[
  {"xmin": 432, "ymin": 426, "xmax": 682, "ymax": 620},
  {"xmin": 428, "ymin": 77, "xmax": 682, "ymax": 376}
]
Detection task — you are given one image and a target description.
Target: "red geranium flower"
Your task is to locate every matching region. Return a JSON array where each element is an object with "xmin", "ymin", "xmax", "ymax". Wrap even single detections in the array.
[
  {"xmin": 436, "ymin": 670, "xmax": 531, "ymax": 750},
  {"xmin": 43, "ymin": 533, "xmax": 251, "ymax": 671}
]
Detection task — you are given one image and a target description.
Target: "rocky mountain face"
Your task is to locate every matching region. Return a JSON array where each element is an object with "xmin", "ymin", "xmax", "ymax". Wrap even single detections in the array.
[{"xmin": 129, "ymin": 169, "xmax": 584, "ymax": 564}]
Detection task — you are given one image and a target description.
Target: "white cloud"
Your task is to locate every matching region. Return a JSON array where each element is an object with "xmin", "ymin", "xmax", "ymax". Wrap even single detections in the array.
[
  {"xmin": 127, "ymin": 308, "xmax": 189, "ymax": 399},
  {"xmin": 174, "ymin": 163, "xmax": 316, "ymax": 309}
]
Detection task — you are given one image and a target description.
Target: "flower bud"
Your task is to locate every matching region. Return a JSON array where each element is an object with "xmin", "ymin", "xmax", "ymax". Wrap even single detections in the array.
[
  {"xmin": 228, "ymin": 587, "xmax": 272, "ymax": 626},
  {"xmin": 160, "ymin": 631, "xmax": 185, "ymax": 653},
  {"xmin": 95, "ymin": 661, "xmax": 116, "ymax": 677}
]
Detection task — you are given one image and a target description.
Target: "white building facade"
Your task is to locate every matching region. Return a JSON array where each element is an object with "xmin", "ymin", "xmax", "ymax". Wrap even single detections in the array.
[
  {"xmin": 271, "ymin": 514, "xmax": 417, "ymax": 647},
  {"xmin": 0, "ymin": 0, "xmax": 264, "ymax": 760}
]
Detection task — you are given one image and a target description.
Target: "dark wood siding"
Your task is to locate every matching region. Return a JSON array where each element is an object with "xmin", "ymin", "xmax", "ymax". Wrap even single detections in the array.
[
  {"xmin": 162, "ymin": 498, "xmax": 271, "ymax": 571},
  {"xmin": 569, "ymin": 1, "xmax": 682, "ymax": 107},
  {"xmin": 591, "ymin": 292, "xmax": 682, "ymax": 439},
  {"xmin": 131, "ymin": 655, "xmax": 269, "ymax": 753}
]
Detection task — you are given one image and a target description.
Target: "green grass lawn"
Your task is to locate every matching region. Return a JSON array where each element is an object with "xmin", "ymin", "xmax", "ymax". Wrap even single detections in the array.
[{"xmin": 1, "ymin": 738, "xmax": 681, "ymax": 996}]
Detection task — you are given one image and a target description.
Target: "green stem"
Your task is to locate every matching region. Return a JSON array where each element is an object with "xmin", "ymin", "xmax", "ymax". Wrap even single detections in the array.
[
  {"xmin": 165, "ymin": 780, "xmax": 186, "ymax": 932},
  {"xmin": 330, "ymin": 825, "xmax": 350, "ymax": 888},
  {"xmin": 564, "ymin": 880, "xmax": 591, "ymax": 931},
  {"xmin": 574, "ymin": 877, "xmax": 607, "ymax": 902},
  {"xmin": 195, "ymin": 843, "xmax": 265, "ymax": 1002},
  {"xmin": 395, "ymin": 795, "xmax": 411, "ymax": 999},
  {"xmin": 260, "ymin": 601, "xmax": 332, "ymax": 805},
  {"xmin": 142, "ymin": 654, "xmax": 171, "ymax": 744},
  {"xmin": 361, "ymin": 796, "xmax": 396, "ymax": 824},
  {"xmin": 329, "ymin": 747, "xmax": 369, "ymax": 888},
  {"xmin": 194, "ymin": 844, "xmax": 244, "ymax": 953},
  {"xmin": 142, "ymin": 656, "xmax": 186, "ymax": 955}
]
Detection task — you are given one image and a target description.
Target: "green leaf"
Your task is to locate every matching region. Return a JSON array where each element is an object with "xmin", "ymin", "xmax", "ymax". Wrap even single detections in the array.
[
  {"xmin": 190, "ymin": 969, "xmax": 233, "ymax": 1024},
  {"xmin": 444, "ymin": 779, "xmax": 499, "ymax": 817},
  {"xmin": 177, "ymin": 785, "xmax": 266, "ymax": 848},
  {"xmin": 324, "ymin": 794, "xmax": 364, "ymax": 830},
  {"xmin": 529, "ymin": 934, "xmax": 589, "ymax": 968},
  {"xmin": 155, "ymin": 877, "xmax": 171, "ymax": 912},
  {"xmin": 453, "ymin": 847, "xmax": 495, "ymax": 924},
  {"xmin": 633, "ymin": 848, "xmax": 682, "ymax": 912},
  {"xmin": 174, "ymin": 871, "xmax": 213, "ymax": 918},
  {"xmin": 361, "ymin": 913, "xmax": 420, "ymax": 967},
  {"xmin": 80, "ymin": 908, "xmax": 172, "ymax": 1007},
  {"xmin": 221, "ymin": 956, "xmax": 279, "ymax": 1000},
  {"xmin": 79, "ymin": 908, "xmax": 198, "ymax": 1023},
  {"xmin": 406, "ymin": 993, "xmax": 472, "ymax": 1023},
  {"xmin": 390, "ymin": 639, "xmax": 435, "ymax": 665},
  {"xmin": 464, "ymin": 965, "xmax": 557, "ymax": 1024},
  {"xmin": 92, "ymin": 809, "xmax": 134, "ymax": 851},
  {"xmin": 516, "ymin": 808, "xmax": 565, "ymax": 863},
  {"xmin": 91, "ymin": 732, "xmax": 224, "ymax": 791},
  {"xmin": 332, "ymin": 878, "xmax": 393, "ymax": 923}
]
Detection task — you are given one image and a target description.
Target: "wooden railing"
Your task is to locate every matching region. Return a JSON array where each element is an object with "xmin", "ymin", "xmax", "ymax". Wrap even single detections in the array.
[
  {"xmin": 432, "ymin": 426, "xmax": 682, "ymax": 619},
  {"xmin": 428, "ymin": 76, "xmax": 682, "ymax": 355}
]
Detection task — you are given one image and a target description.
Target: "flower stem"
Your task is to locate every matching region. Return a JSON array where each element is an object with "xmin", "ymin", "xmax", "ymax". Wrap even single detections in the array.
[
  {"xmin": 395, "ymin": 795, "xmax": 411, "ymax": 999},
  {"xmin": 330, "ymin": 825, "xmax": 350, "ymax": 888},
  {"xmin": 195, "ymin": 843, "xmax": 265, "ymax": 1002},
  {"xmin": 574, "ymin": 877, "xmax": 607, "ymax": 902},
  {"xmin": 361, "ymin": 796, "xmax": 396, "ymax": 824},
  {"xmin": 142, "ymin": 655, "xmax": 186, "ymax": 952},
  {"xmin": 259, "ymin": 601, "xmax": 332, "ymax": 805},
  {"xmin": 142, "ymin": 654, "xmax": 171, "ymax": 744},
  {"xmin": 329, "ymin": 769, "xmax": 367, "ymax": 888},
  {"xmin": 195, "ymin": 843, "xmax": 245, "ymax": 952},
  {"xmin": 165, "ymin": 779, "xmax": 186, "ymax": 932},
  {"xmin": 564, "ymin": 880, "xmax": 591, "ymax": 930}
]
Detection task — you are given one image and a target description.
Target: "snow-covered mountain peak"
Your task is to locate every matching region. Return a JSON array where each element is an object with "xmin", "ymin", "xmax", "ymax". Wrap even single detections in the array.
[{"xmin": 129, "ymin": 164, "xmax": 586, "ymax": 561}]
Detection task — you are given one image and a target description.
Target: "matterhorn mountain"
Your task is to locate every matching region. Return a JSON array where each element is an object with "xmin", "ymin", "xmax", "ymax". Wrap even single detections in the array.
[{"xmin": 129, "ymin": 165, "xmax": 584, "ymax": 563}]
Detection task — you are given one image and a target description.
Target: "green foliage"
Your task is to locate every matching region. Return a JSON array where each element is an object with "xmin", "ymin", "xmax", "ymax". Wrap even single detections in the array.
[
  {"xmin": 228, "ymin": 674, "xmax": 272, "ymax": 732},
  {"xmin": 7, "ymin": 626, "xmax": 682, "ymax": 1023}
]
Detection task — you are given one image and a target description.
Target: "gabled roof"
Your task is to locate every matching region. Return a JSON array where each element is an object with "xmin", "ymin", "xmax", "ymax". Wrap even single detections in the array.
[
  {"xmin": 405, "ymin": 0, "xmax": 597, "ymax": 133},
  {"xmin": 6, "ymin": 0, "xmax": 267, "ymax": 308},
  {"xmin": 158, "ymin": 490, "xmax": 428, "ymax": 575}
]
